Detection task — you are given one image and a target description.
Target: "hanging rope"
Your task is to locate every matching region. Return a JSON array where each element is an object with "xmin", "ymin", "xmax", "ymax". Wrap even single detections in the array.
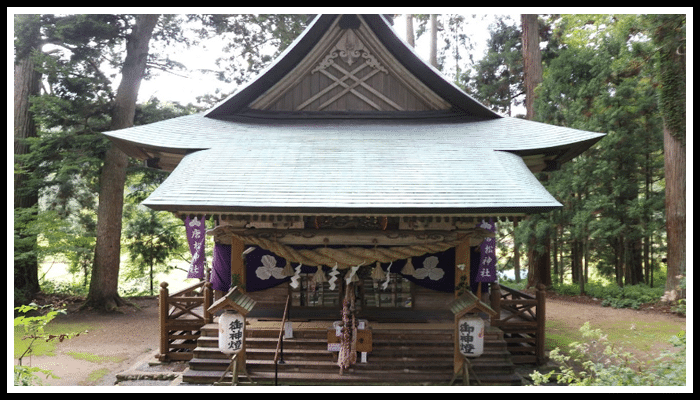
[{"xmin": 225, "ymin": 232, "xmax": 469, "ymax": 270}]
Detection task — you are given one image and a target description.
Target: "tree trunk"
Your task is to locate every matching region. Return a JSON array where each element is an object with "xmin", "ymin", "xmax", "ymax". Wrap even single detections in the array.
[
  {"xmin": 521, "ymin": 14, "xmax": 542, "ymax": 121},
  {"xmin": 663, "ymin": 125, "xmax": 685, "ymax": 295},
  {"xmin": 405, "ymin": 14, "xmax": 415, "ymax": 48},
  {"xmin": 527, "ymin": 236, "xmax": 551, "ymax": 289},
  {"xmin": 513, "ymin": 219, "xmax": 521, "ymax": 283},
  {"xmin": 521, "ymin": 14, "xmax": 551, "ymax": 289},
  {"xmin": 651, "ymin": 14, "xmax": 685, "ymax": 301},
  {"xmin": 13, "ymin": 15, "xmax": 42, "ymax": 304},
  {"xmin": 86, "ymin": 14, "xmax": 159, "ymax": 311},
  {"xmin": 429, "ymin": 14, "xmax": 438, "ymax": 68}
]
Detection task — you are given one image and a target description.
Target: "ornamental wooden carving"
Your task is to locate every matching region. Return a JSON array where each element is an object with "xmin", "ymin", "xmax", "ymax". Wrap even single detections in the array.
[{"xmin": 249, "ymin": 15, "xmax": 450, "ymax": 113}]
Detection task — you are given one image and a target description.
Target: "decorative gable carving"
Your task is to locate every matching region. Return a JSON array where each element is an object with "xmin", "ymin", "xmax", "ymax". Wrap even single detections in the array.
[{"xmin": 249, "ymin": 15, "xmax": 451, "ymax": 113}]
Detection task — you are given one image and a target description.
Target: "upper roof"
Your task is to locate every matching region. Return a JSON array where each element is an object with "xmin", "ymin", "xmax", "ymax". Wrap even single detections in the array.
[
  {"xmin": 102, "ymin": 14, "xmax": 605, "ymax": 217},
  {"xmin": 204, "ymin": 14, "xmax": 500, "ymax": 119},
  {"xmin": 105, "ymin": 112, "xmax": 604, "ymax": 172}
]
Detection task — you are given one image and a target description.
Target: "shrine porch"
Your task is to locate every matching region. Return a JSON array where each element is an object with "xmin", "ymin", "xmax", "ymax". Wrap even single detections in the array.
[{"xmin": 181, "ymin": 316, "xmax": 523, "ymax": 386}]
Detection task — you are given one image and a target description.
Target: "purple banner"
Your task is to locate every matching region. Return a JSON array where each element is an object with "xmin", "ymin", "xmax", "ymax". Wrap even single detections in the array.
[
  {"xmin": 185, "ymin": 215, "xmax": 206, "ymax": 279},
  {"xmin": 475, "ymin": 218, "xmax": 497, "ymax": 283}
]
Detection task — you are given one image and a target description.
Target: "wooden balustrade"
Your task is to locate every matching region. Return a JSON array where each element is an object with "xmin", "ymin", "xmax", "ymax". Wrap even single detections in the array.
[
  {"xmin": 489, "ymin": 283, "xmax": 546, "ymax": 365},
  {"xmin": 157, "ymin": 280, "xmax": 213, "ymax": 362}
]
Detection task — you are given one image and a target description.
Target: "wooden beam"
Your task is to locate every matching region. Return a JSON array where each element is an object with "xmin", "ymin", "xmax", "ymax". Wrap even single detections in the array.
[
  {"xmin": 454, "ymin": 236, "xmax": 470, "ymax": 298},
  {"xmin": 210, "ymin": 227, "xmax": 493, "ymax": 247}
]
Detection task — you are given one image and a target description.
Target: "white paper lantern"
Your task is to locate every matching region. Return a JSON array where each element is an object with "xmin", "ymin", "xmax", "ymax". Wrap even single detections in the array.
[
  {"xmin": 219, "ymin": 310, "xmax": 245, "ymax": 355},
  {"xmin": 457, "ymin": 316, "xmax": 485, "ymax": 357}
]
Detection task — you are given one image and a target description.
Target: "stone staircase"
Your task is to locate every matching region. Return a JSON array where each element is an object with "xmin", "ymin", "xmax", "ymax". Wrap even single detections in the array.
[{"xmin": 181, "ymin": 320, "xmax": 523, "ymax": 386}]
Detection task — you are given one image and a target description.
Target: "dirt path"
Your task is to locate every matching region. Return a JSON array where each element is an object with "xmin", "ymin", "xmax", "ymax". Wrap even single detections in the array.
[
  {"xmin": 543, "ymin": 293, "xmax": 686, "ymax": 363},
  {"xmin": 13, "ymin": 294, "xmax": 686, "ymax": 387}
]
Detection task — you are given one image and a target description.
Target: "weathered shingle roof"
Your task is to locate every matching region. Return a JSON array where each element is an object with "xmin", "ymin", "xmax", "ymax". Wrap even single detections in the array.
[{"xmin": 142, "ymin": 144, "xmax": 562, "ymax": 215}]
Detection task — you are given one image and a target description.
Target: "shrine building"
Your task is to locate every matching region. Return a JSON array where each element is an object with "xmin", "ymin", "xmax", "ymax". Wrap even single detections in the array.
[{"xmin": 103, "ymin": 14, "xmax": 605, "ymax": 385}]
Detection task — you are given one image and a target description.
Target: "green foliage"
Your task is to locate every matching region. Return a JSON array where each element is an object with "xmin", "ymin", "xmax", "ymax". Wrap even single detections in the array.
[
  {"xmin": 123, "ymin": 204, "xmax": 185, "ymax": 296},
  {"xmin": 502, "ymin": 14, "xmax": 667, "ymax": 289},
  {"xmin": 195, "ymin": 14, "xmax": 311, "ymax": 87},
  {"xmin": 599, "ymin": 284, "xmax": 664, "ymax": 309},
  {"xmin": 551, "ymin": 281, "xmax": 664, "ymax": 309},
  {"xmin": 464, "ymin": 15, "xmax": 523, "ymax": 116},
  {"xmin": 13, "ymin": 304, "xmax": 85, "ymax": 385},
  {"xmin": 530, "ymin": 322, "xmax": 686, "ymax": 386},
  {"xmin": 648, "ymin": 14, "xmax": 686, "ymax": 144}
]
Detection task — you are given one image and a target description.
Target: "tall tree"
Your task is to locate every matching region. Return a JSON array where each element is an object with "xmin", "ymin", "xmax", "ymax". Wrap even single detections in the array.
[
  {"xmin": 521, "ymin": 14, "xmax": 542, "ymax": 121},
  {"xmin": 467, "ymin": 16, "xmax": 523, "ymax": 116},
  {"xmin": 13, "ymin": 15, "xmax": 43, "ymax": 304},
  {"xmin": 14, "ymin": 14, "xmax": 122, "ymax": 304},
  {"xmin": 534, "ymin": 15, "xmax": 665, "ymax": 287},
  {"xmin": 520, "ymin": 14, "xmax": 551, "ymax": 289},
  {"xmin": 650, "ymin": 14, "xmax": 686, "ymax": 300},
  {"xmin": 86, "ymin": 14, "xmax": 159, "ymax": 311}
]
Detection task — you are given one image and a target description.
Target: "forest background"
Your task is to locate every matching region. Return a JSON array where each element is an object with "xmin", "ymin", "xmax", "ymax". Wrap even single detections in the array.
[{"xmin": 12, "ymin": 10, "xmax": 688, "ymax": 315}]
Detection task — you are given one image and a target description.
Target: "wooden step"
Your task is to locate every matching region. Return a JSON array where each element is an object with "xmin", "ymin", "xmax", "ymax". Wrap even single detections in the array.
[
  {"xmin": 182, "ymin": 368, "xmax": 457, "ymax": 385},
  {"xmin": 183, "ymin": 323, "xmax": 522, "ymax": 386},
  {"xmin": 183, "ymin": 366, "xmax": 521, "ymax": 386}
]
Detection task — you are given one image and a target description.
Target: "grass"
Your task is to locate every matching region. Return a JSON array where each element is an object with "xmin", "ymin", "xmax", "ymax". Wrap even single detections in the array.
[
  {"xmin": 66, "ymin": 351, "xmax": 128, "ymax": 364},
  {"xmin": 13, "ymin": 321, "xmax": 95, "ymax": 359},
  {"xmin": 544, "ymin": 319, "xmax": 582, "ymax": 351},
  {"xmin": 86, "ymin": 368, "xmax": 111, "ymax": 383},
  {"xmin": 590, "ymin": 320, "xmax": 685, "ymax": 355},
  {"xmin": 543, "ymin": 313, "xmax": 685, "ymax": 371}
]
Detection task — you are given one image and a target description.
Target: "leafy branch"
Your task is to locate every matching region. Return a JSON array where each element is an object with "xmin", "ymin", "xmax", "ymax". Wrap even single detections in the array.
[{"xmin": 14, "ymin": 303, "xmax": 87, "ymax": 386}]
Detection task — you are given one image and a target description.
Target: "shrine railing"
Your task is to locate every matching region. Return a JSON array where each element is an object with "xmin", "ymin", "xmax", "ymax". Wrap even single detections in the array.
[
  {"xmin": 157, "ymin": 280, "xmax": 213, "ymax": 362},
  {"xmin": 489, "ymin": 282, "xmax": 546, "ymax": 365},
  {"xmin": 273, "ymin": 294, "xmax": 291, "ymax": 386}
]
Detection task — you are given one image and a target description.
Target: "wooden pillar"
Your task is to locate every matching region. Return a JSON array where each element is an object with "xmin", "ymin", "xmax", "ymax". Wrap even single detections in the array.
[
  {"xmin": 536, "ymin": 284, "xmax": 546, "ymax": 365},
  {"xmin": 454, "ymin": 236, "xmax": 470, "ymax": 374},
  {"xmin": 454, "ymin": 236, "xmax": 470, "ymax": 298},
  {"xmin": 231, "ymin": 235, "xmax": 246, "ymax": 292},
  {"xmin": 203, "ymin": 281, "xmax": 213, "ymax": 324},
  {"xmin": 490, "ymin": 281, "xmax": 501, "ymax": 321},
  {"xmin": 158, "ymin": 282, "xmax": 169, "ymax": 361}
]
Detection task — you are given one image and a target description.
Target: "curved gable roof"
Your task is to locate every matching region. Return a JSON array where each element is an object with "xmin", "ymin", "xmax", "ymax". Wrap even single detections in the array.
[{"xmin": 204, "ymin": 14, "xmax": 500, "ymax": 119}]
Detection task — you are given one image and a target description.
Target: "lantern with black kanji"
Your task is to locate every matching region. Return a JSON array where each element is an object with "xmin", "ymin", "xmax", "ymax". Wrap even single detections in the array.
[
  {"xmin": 207, "ymin": 286, "xmax": 256, "ymax": 356},
  {"xmin": 457, "ymin": 316, "xmax": 484, "ymax": 357},
  {"xmin": 219, "ymin": 310, "xmax": 245, "ymax": 355}
]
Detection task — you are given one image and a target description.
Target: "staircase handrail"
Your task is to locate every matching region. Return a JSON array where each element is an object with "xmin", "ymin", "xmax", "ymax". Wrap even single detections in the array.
[{"xmin": 274, "ymin": 294, "xmax": 291, "ymax": 364}]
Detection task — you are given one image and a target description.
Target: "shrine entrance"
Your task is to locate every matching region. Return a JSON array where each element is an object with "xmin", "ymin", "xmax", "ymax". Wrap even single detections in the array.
[{"xmin": 290, "ymin": 269, "xmax": 412, "ymax": 309}]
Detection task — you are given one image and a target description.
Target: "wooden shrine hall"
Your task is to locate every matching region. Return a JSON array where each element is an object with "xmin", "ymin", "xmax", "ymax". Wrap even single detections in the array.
[{"xmin": 103, "ymin": 14, "xmax": 605, "ymax": 385}]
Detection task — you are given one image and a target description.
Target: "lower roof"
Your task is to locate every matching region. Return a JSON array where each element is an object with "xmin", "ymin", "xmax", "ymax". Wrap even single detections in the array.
[{"xmin": 142, "ymin": 144, "xmax": 562, "ymax": 216}]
